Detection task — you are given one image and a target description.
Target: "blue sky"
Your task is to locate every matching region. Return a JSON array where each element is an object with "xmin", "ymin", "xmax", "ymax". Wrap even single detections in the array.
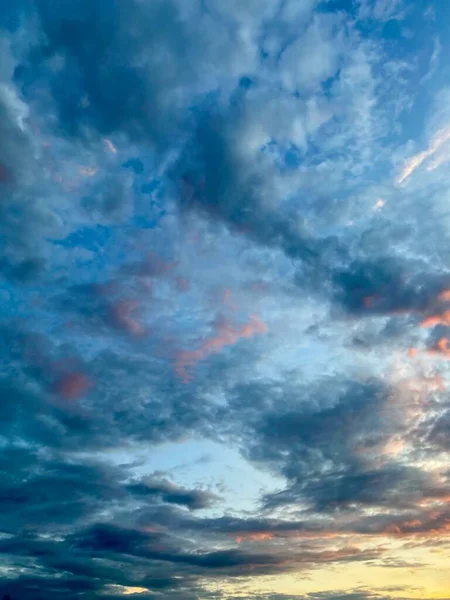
[{"xmin": 1, "ymin": 1, "xmax": 450, "ymax": 599}]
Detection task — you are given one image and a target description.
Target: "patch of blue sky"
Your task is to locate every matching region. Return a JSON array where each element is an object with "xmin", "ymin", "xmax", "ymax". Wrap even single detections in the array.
[{"xmin": 75, "ymin": 437, "xmax": 287, "ymax": 515}]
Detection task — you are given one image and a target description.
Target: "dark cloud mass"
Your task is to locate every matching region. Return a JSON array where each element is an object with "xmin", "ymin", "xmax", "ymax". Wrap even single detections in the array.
[{"xmin": 2, "ymin": 1, "xmax": 450, "ymax": 599}]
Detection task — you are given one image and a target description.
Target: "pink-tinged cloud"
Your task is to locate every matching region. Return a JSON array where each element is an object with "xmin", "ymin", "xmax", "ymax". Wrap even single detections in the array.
[
  {"xmin": 421, "ymin": 310, "xmax": 450, "ymax": 328},
  {"xmin": 110, "ymin": 300, "xmax": 146, "ymax": 336},
  {"xmin": 437, "ymin": 289, "xmax": 450, "ymax": 303},
  {"xmin": 53, "ymin": 372, "xmax": 93, "ymax": 400},
  {"xmin": 175, "ymin": 315, "xmax": 268, "ymax": 382},
  {"xmin": 407, "ymin": 347, "xmax": 418, "ymax": 359},
  {"xmin": 428, "ymin": 337, "xmax": 450, "ymax": 359},
  {"xmin": 384, "ymin": 513, "xmax": 450, "ymax": 538}
]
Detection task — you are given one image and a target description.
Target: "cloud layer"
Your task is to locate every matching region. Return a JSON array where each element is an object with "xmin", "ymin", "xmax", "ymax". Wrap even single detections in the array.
[{"xmin": 1, "ymin": 1, "xmax": 450, "ymax": 599}]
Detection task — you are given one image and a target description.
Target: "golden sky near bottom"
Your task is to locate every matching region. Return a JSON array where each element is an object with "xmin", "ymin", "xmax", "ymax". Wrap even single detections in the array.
[{"xmin": 200, "ymin": 543, "xmax": 450, "ymax": 599}]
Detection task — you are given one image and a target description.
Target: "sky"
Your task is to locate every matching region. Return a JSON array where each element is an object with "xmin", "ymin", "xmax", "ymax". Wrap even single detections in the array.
[{"xmin": 1, "ymin": 0, "xmax": 450, "ymax": 599}]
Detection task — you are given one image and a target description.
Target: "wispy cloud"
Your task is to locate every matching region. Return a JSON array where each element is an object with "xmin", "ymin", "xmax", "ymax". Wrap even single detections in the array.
[{"xmin": 397, "ymin": 125, "xmax": 450, "ymax": 183}]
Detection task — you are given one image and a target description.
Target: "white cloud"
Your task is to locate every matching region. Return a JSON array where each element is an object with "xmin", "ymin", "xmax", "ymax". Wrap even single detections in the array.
[{"xmin": 278, "ymin": 15, "xmax": 342, "ymax": 93}]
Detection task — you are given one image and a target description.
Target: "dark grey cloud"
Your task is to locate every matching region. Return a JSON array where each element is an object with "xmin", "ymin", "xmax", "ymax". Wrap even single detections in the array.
[
  {"xmin": 0, "ymin": 77, "xmax": 58, "ymax": 282},
  {"xmin": 127, "ymin": 477, "xmax": 219, "ymax": 510},
  {"xmin": 8, "ymin": 0, "xmax": 348, "ymax": 293},
  {"xmin": 18, "ymin": 0, "xmax": 261, "ymax": 146},
  {"xmin": 171, "ymin": 112, "xmax": 325, "ymax": 267},
  {"xmin": 25, "ymin": 0, "xmax": 179, "ymax": 142},
  {"xmin": 223, "ymin": 376, "xmax": 450, "ymax": 519},
  {"xmin": 0, "ymin": 443, "xmax": 223, "ymax": 536},
  {"xmin": 133, "ymin": 492, "xmax": 450, "ymax": 543},
  {"xmin": 237, "ymin": 379, "xmax": 387, "ymax": 477},
  {"xmin": 331, "ymin": 256, "xmax": 450, "ymax": 326}
]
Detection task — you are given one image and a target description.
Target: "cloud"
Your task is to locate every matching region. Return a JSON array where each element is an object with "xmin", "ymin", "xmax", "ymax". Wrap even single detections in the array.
[
  {"xmin": 420, "ymin": 36, "xmax": 442, "ymax": 85},
  {"xmin": 358, "ymin": 0, "xmax": 405, "ymax": 22},
  {"xmin": 175, "ymin": 314, "xmax": 268, "ymax": 382},
  {"xmin": 52, "ymin": 371, "xmax": 93, "ymax": 400},
  {"xmin": 2, "ymin": 1, "xmax": 450, "ymax": 599},
  {"xmin": 397, "ymin": 125, "xmax": 450, "ymax": 184},
  {"xmin": 127, "ymin": 477, "xmax": 219, "ymax": 510}
]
